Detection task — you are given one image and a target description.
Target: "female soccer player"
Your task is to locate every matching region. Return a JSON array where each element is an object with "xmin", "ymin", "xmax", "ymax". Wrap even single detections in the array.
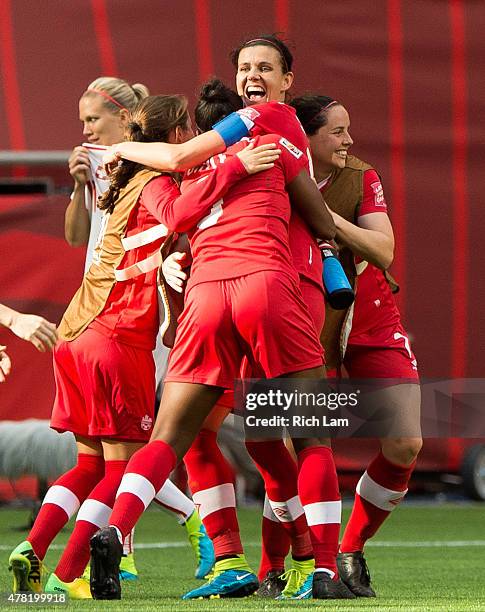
[
  {"xmin": 64, "ymin": 77, "xmax": 214, "ymax": 581},
  {"xmin": 8, "ymin": 95, "xmax": 273, "ymax": 599},
  {"xmin": 65, "ymin": 77, "xmax": 149, "ymax": 262},
  {"xmin": 88, "ymin": 77, "xmax": 342, "ymax": 600},
  {"xmin": 102, "ymin": 36, "xmax": 352, "ymax": 601},
  {"xmin": 158, "ymin": 37, "xmax": 351, "ymax": 600},
  {"xmin": 287, "ymin": 94, "xmax": 422, "ymax": 597}
]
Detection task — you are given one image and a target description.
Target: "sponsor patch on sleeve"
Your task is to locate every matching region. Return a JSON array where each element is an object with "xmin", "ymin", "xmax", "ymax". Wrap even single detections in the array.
[
  {"xmin": 279, "ymin": 137, "xmax": 303, "ymax": 159},
  {"xmin": 371, "ymin": 180, "xmax": 386, "ymax": 207},
  {"xmin": 237, "ymin": 107, "xmax": 261, "ymax": 121}
]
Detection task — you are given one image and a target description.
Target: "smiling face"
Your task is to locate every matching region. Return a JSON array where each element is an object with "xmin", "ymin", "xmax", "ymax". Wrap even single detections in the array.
[
  {"xmin": 235, "ymin": 44, "xmax": 293, "ymax": 105},
  {"xmin": 309, "ymin": 105, "xmax": 353, "ymax": 177},
  {"xmin": 79, "ymin": 95, "xmax": 127, "ymax": 146}
]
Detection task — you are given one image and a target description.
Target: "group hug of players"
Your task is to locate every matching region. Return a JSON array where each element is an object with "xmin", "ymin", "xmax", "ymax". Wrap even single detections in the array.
[{"xmin": 8, "ymin": 34, "xmax": 422, "ymax": 601}]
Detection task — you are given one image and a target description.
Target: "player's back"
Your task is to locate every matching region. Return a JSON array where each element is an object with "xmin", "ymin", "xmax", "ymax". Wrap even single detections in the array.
[{"xmin": 183, "ymin": 133, "xmax": 307, "ymax": 286}]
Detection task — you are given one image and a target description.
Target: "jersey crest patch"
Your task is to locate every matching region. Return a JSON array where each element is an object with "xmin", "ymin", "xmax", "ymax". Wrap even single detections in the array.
[{"xmin": 279, "ymin": 137, "xmax": 303, "ymax": 159}]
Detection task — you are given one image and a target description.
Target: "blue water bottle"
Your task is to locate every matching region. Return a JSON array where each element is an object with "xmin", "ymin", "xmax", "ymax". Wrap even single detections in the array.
[{"xmin": 319, "ymin": 241, "xmax": 355, "ymax": 310}]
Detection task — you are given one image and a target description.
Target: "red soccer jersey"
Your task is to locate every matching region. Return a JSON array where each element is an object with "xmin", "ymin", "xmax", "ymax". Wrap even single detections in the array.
[
  {"xmin": 320, "ymin": 168, "xmax": 402, "ymax": 347},
  {"xmin": 90, "ymin": 176, "xmax": 179, "ymax": 350},
  {"xmin": 237, "ymin": 102, "xmax": 323, "ymax": 288},
  {"xmin": 91, "ymin": 163, "xmax": 246, "ymax": 350},
  {"xmin": 174, "ymin": 133, "xmax": 308, "ymax": 288}
]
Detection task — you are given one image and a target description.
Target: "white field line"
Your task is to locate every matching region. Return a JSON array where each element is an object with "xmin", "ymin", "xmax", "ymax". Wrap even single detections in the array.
[{"xmin": 1, "ymin": 540, "xmax": 485, "ymax": 551}]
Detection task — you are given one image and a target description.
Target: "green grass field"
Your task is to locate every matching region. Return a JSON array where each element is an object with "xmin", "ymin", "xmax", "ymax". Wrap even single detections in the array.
[{"xmin": 0, "ymin": 504, "xmax": 484, "ymax": 611}]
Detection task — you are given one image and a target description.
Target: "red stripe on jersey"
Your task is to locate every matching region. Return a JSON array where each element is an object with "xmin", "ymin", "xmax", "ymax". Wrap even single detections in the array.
[
  {"xmin": 194, "ymin": 0, "xmax": 214, "ymax": 81},
  {"xmin": 387, "ymin": 0, "xmax": 406, "ymax": 317},
  {"xmin": 450, "ymin": 0, "xmax": 468, "ymax": 378},
  {"xmin": 90, "ymin": 0, "xmax": 118, "ymax": 75},
  {"xmin": 274, "ymin": 0, "xmax": 290, "ymax": 33}
]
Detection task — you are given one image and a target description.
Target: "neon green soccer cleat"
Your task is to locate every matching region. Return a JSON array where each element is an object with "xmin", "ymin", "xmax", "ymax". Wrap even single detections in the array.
[
  {"xmin": 277, "ymin": 558, "xmax": 315, "ymax": 599},
  {"xmin": 8, "ymin": 541, "xmax": 43, "ymax": 593},
  {"xmin": 44, "ymin": 573, "xmax": 91, "ymax": 599},
  {"xmin": 119, "ymin": 552, "xmax": 138, "ymax": 581},
  {"xmin": 183, "ymin": 510, "xmax": 215, "ymax": 579}
]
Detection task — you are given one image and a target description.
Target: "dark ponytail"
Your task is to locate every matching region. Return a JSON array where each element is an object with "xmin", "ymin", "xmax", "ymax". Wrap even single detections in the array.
[{"xmin": 194, "ymin": 78, "xmax": 243, "ymax": 133}]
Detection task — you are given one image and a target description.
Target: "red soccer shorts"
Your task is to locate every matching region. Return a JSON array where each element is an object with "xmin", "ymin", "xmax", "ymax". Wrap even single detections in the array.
[
  {"xmin": 344, "ymin": 328, "xmax": 419, "ymax": 380},
  {"xmin": 165, "ymin": 270, "xmax": 324, "ymax": 388},
  {"xmin": 299, "ymin": 277, "xmax": 325, "ymax": 336},
  {"xmin": 51, "ymin": 327, "xmax": 155, "ymax": 441}
]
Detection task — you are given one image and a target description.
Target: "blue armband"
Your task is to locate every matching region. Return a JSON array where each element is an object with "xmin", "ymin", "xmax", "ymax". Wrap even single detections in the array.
[{"xmin": 212, "ymin": 112, "xmax": 252, "ymax": 146}]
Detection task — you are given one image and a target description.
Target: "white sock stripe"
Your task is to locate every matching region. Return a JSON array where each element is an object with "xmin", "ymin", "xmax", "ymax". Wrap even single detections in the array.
[
  {"xmin": 76, "ymin": 499, "xmax": 112, "ymax": 528},
  {"xmin": 42, "ymin": 485, "xmax": 80, "ymax": 518},
  {"xmin": 268, "ymin": 495, "xmax": 304, "ymax": 522},
  {"xmin": 357, "ymin": 471, "xmax": 407, "ymax": 512},
  {"xmin": 303, "ymin": 500, "xmax": 341, "ymax": 526},
  {"xmin": 192, "ymin": 483, "xmax": 235, "ymax": 520},
  {"xmin": 155, "ymin": 479, "xmax": 195, "ymax": 521},
  {"xmin": 123, "ymin": 529, "xmax": 134, "ymax": 555},
  {"xmin": 263, "ymin": 495, "xmax": 279, "ymax": 522},
  {"xmin": 116, "ymin": 473, "xmax": 156, "ymax": 509}
]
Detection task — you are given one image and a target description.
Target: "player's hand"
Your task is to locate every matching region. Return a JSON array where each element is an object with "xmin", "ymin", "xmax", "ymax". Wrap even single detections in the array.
[
  {"xmin": 162, "ymin": 252, "xmax": 188, "ymax": 293},
  {"xmin": 69, "ymin": 146, "xmax": 90, "ymax": 186},
  {"xmin": 236, "ymin": 142, "xmax": 281, "ymax": 174},
  {"xmin": 103, "ymin": 145, "xmax": 123, "ymax": 175},
  {"xmin": 9, "ymin": 314, "xmax": 58, "ymax": 352},
  {"xmin": 0, "ymin": 346, "xmax": 11, "ymax": 382}
]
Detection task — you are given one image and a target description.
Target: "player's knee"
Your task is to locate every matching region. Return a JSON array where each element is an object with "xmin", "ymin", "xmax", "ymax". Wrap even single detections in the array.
[{"xmin": 383, "ymin": 437, "xmax": 422, "ymax": 465}]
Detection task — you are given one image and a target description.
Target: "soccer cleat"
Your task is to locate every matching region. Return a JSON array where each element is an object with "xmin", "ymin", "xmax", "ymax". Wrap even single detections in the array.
[
  {"xmin": 312, "ymin": 571, "xmax": 356, "ymax": 599},
  {"xmin": 181, "ymin": 556, "xmax": 258, "ymax": 599},
  {"xmin": 277, "ymin": 558, "xmax": 314, "ymax": 599},
  {"xmin": 119, "ymin": 553, "xmax": 138, "ymax": 581},
  {"xmin": 183, "ymin": 510, "xmax": 215, "ymax": 579},
  {"xmin": 8, "ymin": 541, "xmax": 43, "ymax": 593},
  {"xmin": 337, "ymin": 551, "xmax": 376, "ymax": 597},
  {"xmin": 44, "ymin": 573, "xmax": 91, "ymax": 599},
  {"xmin": 255, "ymin": 569, "xmax": 286, "ymax": 598},
  {"xmin": 89, "ymin": 526, "xmax": 123, "ymax": 600}
]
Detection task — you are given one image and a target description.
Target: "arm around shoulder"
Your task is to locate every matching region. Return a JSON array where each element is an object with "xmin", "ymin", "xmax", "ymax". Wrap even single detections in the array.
[{"xmin": 287, "ymin": 170, "xmax": 336, "ymax": 240}]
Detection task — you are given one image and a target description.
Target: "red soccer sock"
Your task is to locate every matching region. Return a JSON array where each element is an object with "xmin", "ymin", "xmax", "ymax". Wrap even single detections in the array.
[
  {"xmin": 340, "ymin": 451, "xmax": 415, "ymax": 553},
  {"xmin": 110, "ymin": 441, "xmax": 177, "ymax": 539},
  {"xmin": 55, "ymin": 460, "xmax": 128, "ymax": 582},
  {"xmin": 28, "ymin": 454, "xmax": 105, "ymax": 560},
  {"xmin": 297, "ymin": 446, "xmax": 341, "ymax": 576},
  {"xmin": 185, "ymin": 429, "xmax": 242, "ymax": 558},
  {"xmin": 246, "ymin": 440, "xmax": 312, "ymax": 559},
  {"xmin": 258, "ymin": 496, "xmax": 291, "ymax": 579}
]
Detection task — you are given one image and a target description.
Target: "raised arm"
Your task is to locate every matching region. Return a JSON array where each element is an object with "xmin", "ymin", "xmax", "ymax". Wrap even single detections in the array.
[
  {"xmin": 65, "ymin": 146, "xmax": 91, "ymax": 246},
  {"xmin": 105, "ymin": 131, "xmax": 227, "ymax": 173},
  {"xmin": 147, "ymin": 143, "xmax": 280, "ymax": 232},
  {"xmin": 286, "ymin": 170, "xmax": 336, "ymax": 240},
  {"xmin": 104, "ymin": 108, "xmax": 258, "ymax": 173}
]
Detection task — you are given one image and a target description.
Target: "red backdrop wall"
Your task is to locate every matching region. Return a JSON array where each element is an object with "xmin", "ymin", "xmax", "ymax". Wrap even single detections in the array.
[{"xmin": 1, "ymin": 0, "xmax": 484, "ymax": 421}]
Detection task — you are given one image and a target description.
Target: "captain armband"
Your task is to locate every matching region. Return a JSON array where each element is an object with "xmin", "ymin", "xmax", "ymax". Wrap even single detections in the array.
[{"xmin": 212, "ymin": 112, "xmax": 254, "ymax": 147}]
